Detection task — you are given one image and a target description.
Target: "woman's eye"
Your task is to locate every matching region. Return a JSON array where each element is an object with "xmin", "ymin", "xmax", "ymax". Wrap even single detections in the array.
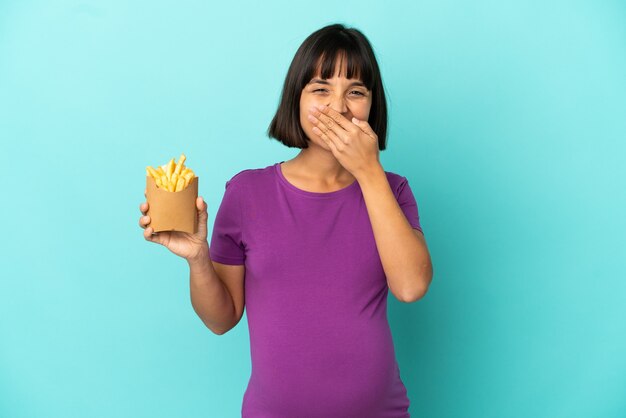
[{"xmin": 312, "ymin": 89, "xmax": 365, "ymax": 96}]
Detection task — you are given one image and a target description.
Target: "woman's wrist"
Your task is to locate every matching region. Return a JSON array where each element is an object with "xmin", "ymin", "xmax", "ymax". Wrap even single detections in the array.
[{"xmin": 186, "ymin": 242, "xmax": 210, "ymax": 266}]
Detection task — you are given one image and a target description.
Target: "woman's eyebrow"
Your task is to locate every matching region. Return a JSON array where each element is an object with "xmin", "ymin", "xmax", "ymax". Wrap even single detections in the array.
[{"xmin": 309, "ymin": 78, "xmax": 366, "ymax": 87}]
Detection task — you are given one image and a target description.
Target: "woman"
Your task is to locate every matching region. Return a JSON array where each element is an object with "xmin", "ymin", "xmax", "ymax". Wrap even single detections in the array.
[{"xmin": 139, "ymin": 23, "xmax": 433, "ymax": 418}]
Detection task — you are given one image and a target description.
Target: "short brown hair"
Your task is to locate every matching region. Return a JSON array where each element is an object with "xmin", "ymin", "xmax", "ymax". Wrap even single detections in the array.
[{"xmin": 267, "ymin": 23, "xmax": 388, "ymax": 150}]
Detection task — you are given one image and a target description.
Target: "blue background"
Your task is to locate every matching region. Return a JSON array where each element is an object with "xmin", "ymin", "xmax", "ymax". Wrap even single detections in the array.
[{"xmin": 1, "ymin": 1, "xmax": 625, "ymax": 417}]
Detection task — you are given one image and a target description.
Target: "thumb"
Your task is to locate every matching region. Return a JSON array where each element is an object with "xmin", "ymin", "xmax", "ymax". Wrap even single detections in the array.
[
  {"xmin": 144, "ymin": 226, "xmax": 169, "ymax": 246},
  {"xmin": 352, "ymin": 117, "xmax": 376, "ymax": 139},
  {"xmin": 196, "ymin": 196, "xmax": 208, "ymax": 236},
  {"xmin": 196, "ymin": 196, "xmax": 205, "ymax": 211}
]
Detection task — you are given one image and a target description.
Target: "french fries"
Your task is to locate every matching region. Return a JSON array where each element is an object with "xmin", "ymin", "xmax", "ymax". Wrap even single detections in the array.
[{"xmin": 146, "ymin": 153, "xmax": 196, "ymax": 192}]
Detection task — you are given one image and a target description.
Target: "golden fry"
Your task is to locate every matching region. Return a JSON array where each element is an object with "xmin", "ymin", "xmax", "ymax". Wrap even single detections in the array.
[
  {"xmin": 175, "ymin": 177, "xmax": 185, "ymax": 192},
  {"xmin": 146, "ymin": 166, "xmax": 160, "ymax": 179},
  {"xmin": 174, "ymin": 154, "xmax": 186, "ymax": 176},
  {"xmin": 166, "ymin": 158, "xmax": 175, "ymax": 180}
]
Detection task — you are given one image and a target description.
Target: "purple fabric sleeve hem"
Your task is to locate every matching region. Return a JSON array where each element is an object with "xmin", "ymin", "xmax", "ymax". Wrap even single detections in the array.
[{"xmin": 209, "ymin": 252, "xmax": 245, "ymax": 265}]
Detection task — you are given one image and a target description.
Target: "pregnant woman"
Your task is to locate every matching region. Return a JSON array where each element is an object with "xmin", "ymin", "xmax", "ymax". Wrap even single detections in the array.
[{"xmin": 139, "ymin": 23, "xmax": 433, "ymax": 418}]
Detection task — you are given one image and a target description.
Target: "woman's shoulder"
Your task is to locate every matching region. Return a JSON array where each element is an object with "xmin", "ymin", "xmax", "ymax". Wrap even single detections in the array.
[
  {"xmin": 383, "ymin": 169, "xmax": 410, "ymax": 191},
  {"xmin": 383, "ymin": 169, "xmax": 420, "ymax": 204},
  {"xmin": 225, "ymin": 163, "xmax": 276, "ymax": 189},
  {"xmin": 383, "ymin": 169, "xmax": 406, "ymax": 182}
]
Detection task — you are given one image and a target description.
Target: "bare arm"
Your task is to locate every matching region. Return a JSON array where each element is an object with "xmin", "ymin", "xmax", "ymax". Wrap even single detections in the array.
[
  {"xmin": 187, "ymin": 246, "xmax": 236, "ymax": 335},
  {"xmin": 356, "ymin": 164, "xmax": 433, "ymax": 303}
]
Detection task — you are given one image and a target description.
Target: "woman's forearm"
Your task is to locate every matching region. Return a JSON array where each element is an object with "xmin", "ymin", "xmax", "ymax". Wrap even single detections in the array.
[
  {"xmin": 356, "ymin": 163, "xmax": 433, "ymax": 302},
  {"xmin": 188, "ymin": 248, "xmax": 236, "ymax": 335}
]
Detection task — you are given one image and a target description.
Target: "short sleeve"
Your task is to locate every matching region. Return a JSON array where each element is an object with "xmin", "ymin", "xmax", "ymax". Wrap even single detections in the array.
[
  {"xmin": 397, "ymin": 176, "xmax": 423, "ymax": 234},
  {"xmin": 209, "ymin": 178, "xmax": 246, "ymax": 265}
]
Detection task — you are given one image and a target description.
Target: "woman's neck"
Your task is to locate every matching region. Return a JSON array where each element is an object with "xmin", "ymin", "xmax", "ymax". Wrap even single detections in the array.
[{"xmin": 285, "ymin": 148, "xmax": 355, "ymax": 186}]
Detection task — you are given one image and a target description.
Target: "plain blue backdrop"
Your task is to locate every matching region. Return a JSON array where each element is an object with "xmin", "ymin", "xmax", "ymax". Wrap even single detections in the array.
[{"xmin": 1, "ymin": 1, "xmax": 625, "ymax": 417}]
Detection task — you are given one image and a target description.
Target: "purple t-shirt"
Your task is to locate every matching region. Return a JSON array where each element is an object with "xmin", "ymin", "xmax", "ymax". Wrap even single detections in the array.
[{"xmin": 210, "ymin": 161, "xmax": 423, "ymax": 418}]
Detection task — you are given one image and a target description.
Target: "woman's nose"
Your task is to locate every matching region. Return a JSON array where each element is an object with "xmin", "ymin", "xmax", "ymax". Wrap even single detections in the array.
[{"xmin": 327, "ymin": 95, "xmax": 348, "ymax": 114}]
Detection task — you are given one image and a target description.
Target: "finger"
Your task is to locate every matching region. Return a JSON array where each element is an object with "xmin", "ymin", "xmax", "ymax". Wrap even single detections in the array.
[
  {"xmin": 139, "ymin": 215, "xmax": 151, "ymax": 229},
  {"xmin": 309, "ymin": 115, "xmax": 348, "ymax": 144},
  {"xmin": 314, "ymin": 112, "xmax": 350, "ymax": 142},
  {"xmin": 352, "ymin": 118, "xmax": 377, "ymax": 140},
  {"xmin": 315, "ymin": 105, "xmax": 355, "ymax": 132},
  {"xmin": 140, "ymin": 202, "xmax": 149, "ymax": 215},
  {"xmin": 144, "ymin": 226, "xmax": 163, "ymax": 244},
  {"xmin": 313, "ymin": 128, "xmax": 339, "ymax": 158},
  {"xmin": 308, "ymin": 107, "xmax": 342, "ymax": 134},
  {"xmin": 313, "ymin": 124, "xmax": 344, "ymax": 149}
]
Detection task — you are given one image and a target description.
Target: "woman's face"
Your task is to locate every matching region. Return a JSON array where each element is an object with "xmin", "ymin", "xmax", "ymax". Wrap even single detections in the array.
[{"xmin": 299, "ymin": 63, "xmax": 372, "ymax": 149}]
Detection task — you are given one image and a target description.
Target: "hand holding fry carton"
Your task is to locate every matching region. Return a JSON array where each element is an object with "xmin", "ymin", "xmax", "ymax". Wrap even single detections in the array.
[{"xmin": 145, "ymin": 153, "xmax": 198, "ymax": 234}]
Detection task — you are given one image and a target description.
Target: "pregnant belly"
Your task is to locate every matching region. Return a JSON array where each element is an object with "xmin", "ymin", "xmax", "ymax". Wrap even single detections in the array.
[{"xmin": 244, "ymin": 319, "xmax": 400, "ymax": 417}]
